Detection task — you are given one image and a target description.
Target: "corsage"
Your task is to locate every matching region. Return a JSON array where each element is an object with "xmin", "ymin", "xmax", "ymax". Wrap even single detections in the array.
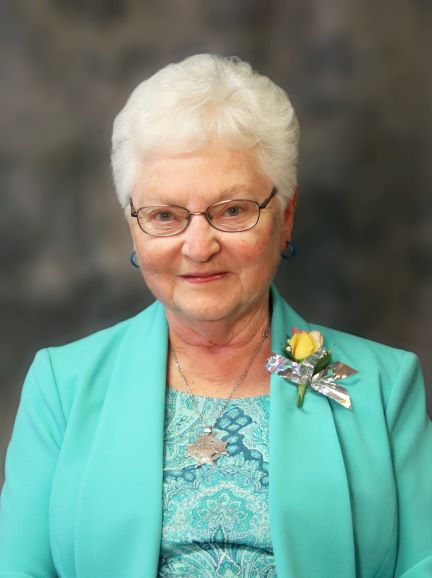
[{"xmin": 265, "ymin": 328, "xmax": 358, "ymax": 409}]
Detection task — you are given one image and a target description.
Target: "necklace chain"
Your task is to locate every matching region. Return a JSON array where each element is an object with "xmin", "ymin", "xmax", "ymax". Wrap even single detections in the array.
[{"xmin": 170, "ymin": 321, "xmax": 271, "ymax": 434}]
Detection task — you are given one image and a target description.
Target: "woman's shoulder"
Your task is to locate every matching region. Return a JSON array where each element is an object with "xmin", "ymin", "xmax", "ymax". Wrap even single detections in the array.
[
  {"xmin": 276, "ymin": 288, "xmax": 427, "ymax": 424},
  {"xmin": 307, "ymin": 322, "xmax": 423, "ymax": 406},
  {"xmin": 311, "ymin": 322, "xmax": 411, "ymax": 361},
  {"xmin": 21, "ymin": 300, "xmax": 166, "ymax": 420},
  {"xmin": 275, "ymin": 287, "xmax": 417, "ymax": 385},
  {"xmin": 277, "ymin": 290, "xmax": 421, "ymax": 406},
  {"xmin": 31, "ymin": 300, "xmax": 165, "ymax": 391},
  {"xmin": 309, "ymin": 321, "xmax": 416, "ymax": 366}
]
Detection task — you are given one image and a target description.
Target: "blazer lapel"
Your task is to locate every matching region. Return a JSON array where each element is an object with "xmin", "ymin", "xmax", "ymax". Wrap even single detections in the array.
[
  {"xmin": 269, "ymin": 286, "xmax": 356, "ymax": 578},
  {"xmin": 74, "ymin": 301, "xmax": 167, "ymax": 578}
]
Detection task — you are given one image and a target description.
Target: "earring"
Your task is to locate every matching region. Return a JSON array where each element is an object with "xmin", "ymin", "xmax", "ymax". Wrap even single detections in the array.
[
  {"xmin": 281, "ymin": 240, "xmax": 296, "ymax": 259},
  {"xmin": 130, "ymin": 251, "xmax": 140, "ymax": 268}
]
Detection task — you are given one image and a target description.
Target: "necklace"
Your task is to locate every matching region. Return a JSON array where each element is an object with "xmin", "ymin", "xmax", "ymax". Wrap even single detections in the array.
[{"xmin": 170, "ymin": 321, "xmax": 271, "ymax": 467}]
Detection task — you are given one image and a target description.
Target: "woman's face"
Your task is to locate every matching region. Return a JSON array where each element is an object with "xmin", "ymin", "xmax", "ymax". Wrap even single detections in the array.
[{"xmin": 128, "ymin": 141, "xmax": 296, "ymax": 324}]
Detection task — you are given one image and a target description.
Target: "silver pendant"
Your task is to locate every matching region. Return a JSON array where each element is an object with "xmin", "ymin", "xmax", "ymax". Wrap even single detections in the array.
[{"xmin": 186, "ymin": 429, "xmax": 228, "ymax": 467}]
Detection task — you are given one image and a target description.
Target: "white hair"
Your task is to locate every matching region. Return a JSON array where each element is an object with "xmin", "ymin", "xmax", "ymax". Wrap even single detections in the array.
[{"xmin": 111, "ymin": 54, "xmax": 300, "ymax": 210}]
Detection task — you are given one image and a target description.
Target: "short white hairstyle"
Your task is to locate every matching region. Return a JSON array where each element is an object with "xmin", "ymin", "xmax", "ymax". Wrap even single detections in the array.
[{"xmin": 111, "ymin": 54, "xmax": 300, "ymax": 210}]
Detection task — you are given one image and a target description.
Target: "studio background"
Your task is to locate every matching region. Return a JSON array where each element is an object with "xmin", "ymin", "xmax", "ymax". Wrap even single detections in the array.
[{"xmin": 1, "ymin": 0, "xmax": 431, "ymax": 487}]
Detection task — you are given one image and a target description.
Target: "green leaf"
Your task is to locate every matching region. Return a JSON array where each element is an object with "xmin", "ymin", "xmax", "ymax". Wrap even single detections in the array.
[{"xmin": 314, "ymin": 351, "xmax": 332, "ymax": 374}]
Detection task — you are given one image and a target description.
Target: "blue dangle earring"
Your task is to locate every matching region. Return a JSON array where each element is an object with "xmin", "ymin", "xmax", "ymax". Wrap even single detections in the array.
[
  {"xmin": 130, "ymin": 250, "xmax": 140, "ymax": 268},
  {"xmin": 281, "ymin": 240, "xmax": 296, "ymax": 259}
]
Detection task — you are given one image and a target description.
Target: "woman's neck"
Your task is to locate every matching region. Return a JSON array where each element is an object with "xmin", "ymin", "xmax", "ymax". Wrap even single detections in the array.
[{"xmin": 166, "ymin": 294, "xmax": 272, "ymax": 397}]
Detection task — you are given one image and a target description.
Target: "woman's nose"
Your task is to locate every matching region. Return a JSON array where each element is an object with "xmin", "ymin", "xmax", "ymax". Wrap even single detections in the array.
[{"xmin": 180, "ymin": 214, "xmax": 221, "ymax": 262}]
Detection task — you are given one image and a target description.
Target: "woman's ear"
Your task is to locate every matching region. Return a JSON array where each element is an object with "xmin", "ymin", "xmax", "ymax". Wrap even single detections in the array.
[
  {"xmin": 281, "ymin": 186, "xmax": 298, "ymax": 244},
  {"xmin": 127, "ymin": 204, "xmax": 139, "ymax": 248}
]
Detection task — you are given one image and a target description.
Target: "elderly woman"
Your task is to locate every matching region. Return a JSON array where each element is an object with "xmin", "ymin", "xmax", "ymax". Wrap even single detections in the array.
[{"xmin": 0, "ymin": 54, "xmax": 431, "ymax": 578}]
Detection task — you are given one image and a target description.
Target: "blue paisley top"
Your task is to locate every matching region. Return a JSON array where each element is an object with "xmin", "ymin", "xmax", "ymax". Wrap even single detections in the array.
[{"xmin": 157, "ymin": 386, "xmax": 277, "ymax": 577}]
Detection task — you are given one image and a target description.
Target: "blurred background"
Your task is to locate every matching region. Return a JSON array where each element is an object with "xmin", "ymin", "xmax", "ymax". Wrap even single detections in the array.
[{"xmin": 1, "ymin": 0, "xmax": 431, "ymax": 485}]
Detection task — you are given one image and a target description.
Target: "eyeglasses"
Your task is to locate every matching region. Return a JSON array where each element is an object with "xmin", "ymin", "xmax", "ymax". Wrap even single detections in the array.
[{"xmin": 130, "ymin": 187, "xmax": 277, "ymax": 237}]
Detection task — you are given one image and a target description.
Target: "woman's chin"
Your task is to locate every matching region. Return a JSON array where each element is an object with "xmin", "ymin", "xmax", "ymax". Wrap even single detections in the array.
[
  {"xmin": 163, "ymin": 290, "xmax": 243, "ymax": 324},
  {"xmin": 170, "ymin": 301, "xmax": 237, "ymax": 324},
  {"xmin": 166, "ymin": 288, "xmax": 269, "ymax": 326}
]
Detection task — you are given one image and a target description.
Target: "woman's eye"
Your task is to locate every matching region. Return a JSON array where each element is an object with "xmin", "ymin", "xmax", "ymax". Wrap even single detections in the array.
[
  {"xmin": 224, "ymin": 205, "xmax": 243, "ymax": 217},
  {"xmin": 153, "ymin": 210, "xmax": 176, "ymax": 222}
]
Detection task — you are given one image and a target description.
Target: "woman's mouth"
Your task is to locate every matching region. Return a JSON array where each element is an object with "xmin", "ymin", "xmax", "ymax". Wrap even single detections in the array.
[{"xmin": 180, "ymin": 272, "xmax": 227, "ymax": 284}]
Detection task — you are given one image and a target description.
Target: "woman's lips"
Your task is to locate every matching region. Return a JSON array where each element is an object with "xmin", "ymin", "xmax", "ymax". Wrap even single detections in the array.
[{"xmin": 180, "ymin": 272, "xmax": 227, "ymax": 284}]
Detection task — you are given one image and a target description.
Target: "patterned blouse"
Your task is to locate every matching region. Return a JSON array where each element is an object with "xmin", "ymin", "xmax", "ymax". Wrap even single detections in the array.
[{"xmin": 157, "ymin": 386, "xmax": 277, "ymax": 577}]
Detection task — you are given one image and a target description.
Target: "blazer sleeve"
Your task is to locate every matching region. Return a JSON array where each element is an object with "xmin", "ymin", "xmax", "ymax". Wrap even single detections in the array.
[
  {"xmin": 385, "ymin": 352, "xmax": 432, "ymax": 577},
  {"xmin": 0, "ymin": 349, "xmax": 65, "ymax": 578}
]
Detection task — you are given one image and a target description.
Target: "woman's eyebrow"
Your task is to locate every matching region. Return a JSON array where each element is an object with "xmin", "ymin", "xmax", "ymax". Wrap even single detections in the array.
[{"xmin": 133, "ymin": 193, "xmax": 181, "ymax": 206}]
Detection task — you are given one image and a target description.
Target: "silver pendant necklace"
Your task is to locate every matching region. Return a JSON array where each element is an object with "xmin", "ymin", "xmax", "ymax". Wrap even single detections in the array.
[{"xmin": 170, "ymin": 321, "xmax": 270, "ymax": 467}]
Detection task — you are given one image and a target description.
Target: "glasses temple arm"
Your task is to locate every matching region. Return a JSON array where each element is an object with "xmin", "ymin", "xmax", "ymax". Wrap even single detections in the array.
[
  {"xmin": 258, "ymin": 187, "xmax": 278, "ymax": 209},
  {"xmin": 129, "ymin": 198, "xmax": 138, "ymax": 217}
]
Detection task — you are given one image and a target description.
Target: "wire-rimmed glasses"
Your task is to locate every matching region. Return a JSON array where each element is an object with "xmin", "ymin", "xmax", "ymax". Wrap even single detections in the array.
[{"xmin": 129, "ymin": 187, "xmax": 277, "ymax": 237}]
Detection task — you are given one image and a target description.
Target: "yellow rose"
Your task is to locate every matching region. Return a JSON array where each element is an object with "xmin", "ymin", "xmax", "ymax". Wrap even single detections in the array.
[{"xmin": 288, "ymin": 330, "xmax": 323, "ymax": 361}]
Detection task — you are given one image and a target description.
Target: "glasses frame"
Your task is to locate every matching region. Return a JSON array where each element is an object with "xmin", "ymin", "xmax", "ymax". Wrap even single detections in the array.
[{"xmin": 129, "ymin": 187, "xmax": 278, "ymax": 237}]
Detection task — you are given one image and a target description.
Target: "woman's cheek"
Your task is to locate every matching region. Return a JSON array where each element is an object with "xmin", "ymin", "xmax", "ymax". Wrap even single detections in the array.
[
  {"xmin": 252, "ymin": 233, "xmax": 279, "ymax": 264},
  {"xmin": 139, "ymin": 240, "xmax": 180, "ymax": 272},
  {"xmin": 231, "ymin": 232, "xmax": 268, "ymax": 263}
]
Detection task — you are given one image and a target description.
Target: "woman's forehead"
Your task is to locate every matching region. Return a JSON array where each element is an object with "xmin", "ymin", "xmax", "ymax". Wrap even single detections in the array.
[
  {"xmin": 132, "ymin": 144, "xmax": 271, "ymax": 204},
  {"xmin": 138, "ymin": 142, "xmax": 259, "ymax": 174}
]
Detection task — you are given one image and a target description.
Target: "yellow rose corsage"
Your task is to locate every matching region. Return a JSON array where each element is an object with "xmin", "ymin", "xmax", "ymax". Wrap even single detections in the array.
[{"xmin": 265, "ymin": 328, "xmax": 357, "ymax": 409}]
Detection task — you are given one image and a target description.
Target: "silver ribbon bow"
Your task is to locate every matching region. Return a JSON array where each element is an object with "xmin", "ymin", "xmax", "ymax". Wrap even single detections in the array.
[{"xmin": 265, "ymin": 349, "xmax": 357, "ymax": 409}]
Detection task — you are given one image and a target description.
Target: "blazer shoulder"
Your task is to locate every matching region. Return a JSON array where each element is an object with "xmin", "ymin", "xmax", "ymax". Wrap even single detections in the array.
[
  {"xmin": 273, "ymin": 287, "xmax": 418, "ymax": 395},
  {"xmin": 29, "ymin": 300, "xmax": 165, "ymax": 412},
  {"xmin": 309, "ymin": 322, "xmax": 421, "ymax": 401},
  {"xmin": 311, "ymin": 323, "xmax": 410, "ymax": 359}
]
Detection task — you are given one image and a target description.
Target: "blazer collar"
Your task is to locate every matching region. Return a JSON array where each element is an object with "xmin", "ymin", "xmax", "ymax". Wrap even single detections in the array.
[{"xmin": 74, "ymin": 286, "xmax": 356, "ymax": 577}]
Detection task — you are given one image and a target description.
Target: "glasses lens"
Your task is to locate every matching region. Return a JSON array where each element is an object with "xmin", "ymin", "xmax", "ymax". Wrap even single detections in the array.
[
  {"xmin": 137, "ymin": 206, "xmax": 189, "ymax": 236},
  {"xmin": 208, "ymin": 200, "xmax": 259, "ymax": 232}
]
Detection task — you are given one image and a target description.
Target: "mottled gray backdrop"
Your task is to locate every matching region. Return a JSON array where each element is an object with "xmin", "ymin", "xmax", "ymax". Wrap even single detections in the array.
[{"xmin": 1, "ymin": 0, "xmax": 431, "ymax": 485}]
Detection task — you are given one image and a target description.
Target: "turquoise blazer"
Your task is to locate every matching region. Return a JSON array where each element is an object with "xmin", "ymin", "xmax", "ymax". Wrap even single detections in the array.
[{"xmin": 1, "ymin": 286, "xmax": 431, "ymax": 577}]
